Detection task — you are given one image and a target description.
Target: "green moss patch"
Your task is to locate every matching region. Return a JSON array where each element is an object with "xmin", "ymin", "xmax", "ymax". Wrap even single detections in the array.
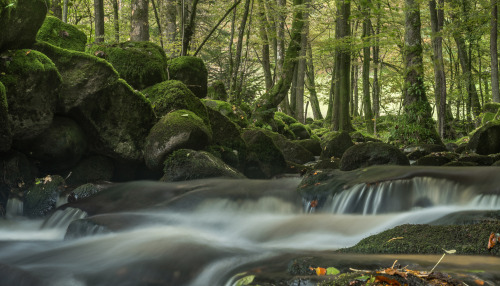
[
  {"xmin": 168, "ymin": 56, "xmax": 208, "ymax": 98},
  {"xmin": 36, "ymin": 16, "xmax": 87, "ymax": 51}
]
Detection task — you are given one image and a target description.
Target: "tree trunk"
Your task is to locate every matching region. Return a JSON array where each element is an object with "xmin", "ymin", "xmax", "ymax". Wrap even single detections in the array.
[
  {"xmin": 372, "ymin": 0, "xmax": 381, "ymax": 133},
  {"xmin": 94, "ymin": 0, "xmax": 105, "ymax": 42},
  {"xmin": 62, "ymin": 0, "xmax": 69, "ymax": 23},
  {"xmin": 51, "ymin": 0, "xmax": 62, "ymax": 19},
  {"xmin": 491, "ymin": 0, "xmax": 500, "ymax": 102},
  {"xmin": 131, "ymin": 0, "xmax": 149, "ymax": 41},
  {"xmin": 295, "ymin": 0, "xmax": 310, "ymax": 123},
  {"xmin": 151, "ymin": 0, "xmax": 164, "ymax": 48},
  {"xmin": 306, "ymin": 43, "xmax": 323, "ymax": 120},
  {"xmin": 230, "ymin": 0, "xmax": 252, "ymax": 103},
  {"xmin": 401, "ymin": 0, "xmax": 441, "ymax": 144},
  {"xmin": 181, "ymin": 0, "xmax": 200, "ymax": 55},
  {"xmin": 429, "ymin": 0, "xmax": 446, "ymax": 138},
  {"xmin": 325, "ymin": 68, "xmax": 335, "ymax": 123},
  {"xmin": 228, "ymin": 0, "xmax": 237, "ymax": 89},
  {"xmin": 165, "ymin": 0, "xmax": 177, "ymax": 48},
  {"xmin": 112, "ymin": 0, "xmax": 120, "ymax": 42},
  {"xmin": 290, "ymin": 62, "xmax": 298, "ymax": 117},
  {"xmin": 276, "ymin": 0, "xmax": 286, "ymax": 82},
  {"xmin": 353, "ymin": 64, "xmax": 359, "ymax": 116},
  {"xmin": 257, "ymin": 0, "xmax": 273, "ymax": 92},
  {"xmin": 362, "ymin": 0, "xmax": 374, "ymax": 134},
  {"xmin": 254, "ymin": 0, "xmax": 305, "ymax": 122}
]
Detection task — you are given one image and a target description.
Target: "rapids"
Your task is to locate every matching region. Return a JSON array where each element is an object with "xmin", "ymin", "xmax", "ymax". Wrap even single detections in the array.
[{"xmin": 1, "ymin": 166, "xmax": 500, "ymax": 285}]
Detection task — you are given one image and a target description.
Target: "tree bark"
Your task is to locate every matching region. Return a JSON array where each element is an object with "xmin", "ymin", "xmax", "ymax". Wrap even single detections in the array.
[
  {"xmin": 94, "ymin": 0, "xmax": 105, "ymax": 42},
  {"xmin": 131, "ymin": 0, "xmax": 149, "ymax": 41},
  {"xmin": 306, "ymin": 43, "xmax": 323, "ymax": 120},
  {"xmin": 372, "ymin": 0, "xmax": 381, "ymax": 133},
  {"xmin": 295, "ymin": 0, "xmax": 310, "ymax": 123},
  {"xmin": 276, "ymin": 0, "xmax": 286, "ymax": 82},
  {"xmin": 181, "ymin": 0, "xmax": 200, "ymax": 55},
  {"xmin": 51, "ymin": 0, "xmax": 62, "ymax": 19},
  {"xmin": 112, "ymin": 0, "xmax": 120, "ymax": 42},
  {"xmin": 362, "ymin": 0, "xmax": 374, "ymax": 134},
  {"xmin": 165, "ymin": 0, "xmax": 177, "ymax": 45},
  {"xmin": 491, "ymin": 0, "xmax": 500, "ymax": 102},
  {"xmin": 230, "ymin": 0, "xmax": 252, "ymax": 102},
  {"xmin": 257, "ymin": 0, "xmax": 273, "ymax": 92},
  {"xmin": 332, "ymin": 0, "xmax": 353, "ymax": 131},
  {"xmin": 151, "ymin": 0, "xmax": 164, "ymax": 48},
  {"xmin": 62, "ymin": 0, "xmax": 69, "ymax": 23}
]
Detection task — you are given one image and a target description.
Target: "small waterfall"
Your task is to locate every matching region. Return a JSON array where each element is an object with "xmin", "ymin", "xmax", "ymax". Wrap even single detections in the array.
[
  {"xmin": 321, "ymin": 177, "xmax": 500, "ymax": 214},
  {"xmin": 5, "ymin": 197, "xmax": 23, "ymax": 218},
  {"xmin": 42, "ymin": 207, "xmax": 88, "ymax": 229}
]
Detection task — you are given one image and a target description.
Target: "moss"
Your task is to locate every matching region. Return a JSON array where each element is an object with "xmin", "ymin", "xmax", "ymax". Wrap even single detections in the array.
[
  {"xmin": 275, "ymin": 111, "xmax": 299, "ymax": 125},
  {"xmin": 36, "ymin": 16, "xmax": 87, "ymax": 51},
  {"xmin": 242, "ymin": 128, "xmax": 287, "ymax": 179},
  {"xmin": 142, "ymin": 80, "xmax": 208, "ymax": 124},
  {"xmin": 207, "ymin": 80, "xmax": 228, "ymax": 101},
  {"xmin": 202, "ymin": 99, "xmax": 249, "ymax": 127},
  {"xmin": 483, "ymin": 102, "xmax": 500, "ymax": 113},
  {"xmin": 289, "ymin": 122, "xmax": 311, "ymax": 139},
  {"xmin": 168, "ymin": 56, "xmax": 208, "ymax": 98},
  {"xmin": 480, "ymin": 112, "xmax": 496, "ymax": 126},
  {"xmin": 87, "ymin": 41, "xmax": 168, "ymax": 90},
  {"xmin": 0, "ymin": 81, "xmax": 11, "ymax": 151},
  {"xmin": 24, "ymin": 175, "xmax": 65, "ymax": 218}
]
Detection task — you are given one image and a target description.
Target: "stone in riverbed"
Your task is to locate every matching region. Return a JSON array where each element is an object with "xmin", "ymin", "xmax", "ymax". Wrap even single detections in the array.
[
  {"xmin": 24, "ymin": 175, "xmax": 65, "ymax": 218},
  {"xmin": 340, "ymin": 142, "xmax": 410, "ymax": 171}
]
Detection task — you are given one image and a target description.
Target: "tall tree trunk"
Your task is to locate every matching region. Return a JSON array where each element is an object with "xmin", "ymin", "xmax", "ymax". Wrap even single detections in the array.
[
  {"xmin": 254, "ymin": 0, "xmax": 305, "ymax": 122},
  {"xmin": 325, "ymin": 68, "xmax": 335, "ymax": 123},
  {"xmin": 228, "ymin": 0, "xmax": 237, "ymax": 89},
  {"xmin": 181, "ymin": 0, "xmax": 200, "ymax": 55},
  {"xmin": 290, "ymin": 63, "xmax": 298, "ymax": 117},
  {"xmin": 491, "ymin": 0, "xmax": 500, "ymax": 102},
  {"xmin": 372, "ymin": 0, "xmax": 381, "ymax": 133},
  {"xmin": 51, "ymin": 0, "xmax": 62, "ymax": 19},
  {"xmin": 275, "ymin": 0, "xmax": 286, "ymax": 82},
  {"xmin": 306, "ymin": 43, "xmax": 323, "ymax": 120},
  {"xmin": 257, "ymin": 0, "xmax": 273, "ymax": 92},
  {"xmin": 236, "ymin": 0, "xmax": 254, "ymax": 98},
  {"xmin": 62, "ymin": 0, "xmax": 69, "ymax": 23},
  {"xmin": 295, "ymin": 0, "xmax": 310, "ymax": 123},
  {"xmin": 429, "ymin": 0, "xmax": 447, "ymax": 138},
  {"xmin": 332, "ymin": 0, "xmax": 353, "ymax": 131},
  {"xmin": 112, "ymin": 0, "xmax": 120, "ymax": 42},
  {"xmin": 151, "ymin": 0, "xmax": 164, "ymax": 48},
  {"xmin": 165, "ymin": 0, "xmax": 177, "ymax": 47},
  {"xmin": 401, "ymin": 0, "xmax": 441, "ymax": 144},
  {"xmin": 230, "ymin": 0, "xmax": 252, "ymax": 103},
  {"xmin": 94, "ymin": 0, "xmax": 105, "ymax": 42},
  {"xmin": 131, "ymin": 0, "xmax": 149, "ymax": 41},
  {"xmin": 362, "ymin": 0, "xmax": 374, "ymax": 134}
]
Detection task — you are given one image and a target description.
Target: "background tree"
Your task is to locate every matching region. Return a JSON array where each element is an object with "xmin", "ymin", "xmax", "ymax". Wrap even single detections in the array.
[
  {"xmin": 94, "ymin": 0, "xmax": 104, "ymax": 42},
  {"xmin": 131, "ymin": 0, "xmax": 149, "ymax": 41},
  {"xmin": 491, "ymin": 0, "xmax": 499, "ymax": 103}
]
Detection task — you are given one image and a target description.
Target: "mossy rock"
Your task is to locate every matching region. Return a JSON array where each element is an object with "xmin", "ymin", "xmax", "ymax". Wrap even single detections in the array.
[
  {"xmin": 294, "ymin": 138, "xmax": 322, "ymax": 156},
  {"xmin": 144, "ymin": 110, "xmax": 212, "ymax": 171},
  {"xmin": 34, "ymin": 42, "xmax": 156, "ymax": 161},
  {"xmin": 87, "ymin": 41, "xmax": 168, "ymax": 90},
  {"xmin": 68, "ymin": 183, "xmax": 104, "ymax": 203},
  {"xmin": 142, "ymin": 80, "xmax": 209, "ymax": 124},
  {"xmin": 0, "ymin": 81, "xmax": 11, "ymax": 151},
  {"xmin": 207, "ymin": 80, "xmax": 228, "ymax": 101},
  {"xmin": 0, "ymin": 49, "xmax": 61, "ymax": 140},
  {"xmin": 262, "ymin": 130, "xmax": 314, "ymax": 165},
  {"xmin": 36, "ymin": 16, "xmax": 87, "ymax": 52},
  {"xmin": 161, "ymin": 149, "xmax": 245, "ymax": 182},
  {"xmin": 340, "ymin": 142, "xmax": 410, "ymax": 171},
  {"xmin": 320, "ymin": 131, "xmax": 354, "ymax": 160},
  {"xmin": 274, "ymin": 111, "xmax": 298, "ymax": 125},
  {"xmin": 66, "ymin": 155, "xmax": 114, "ymax": 187},
  {"xmin": 206, "ymin": 145, "xmax": 241, "ymax": 171},
  {"xmin": 467, "ymin": 120, "xmax": 500, "ymax": 155},
  {"xmin": 15, "ymin": 116, "xmax": 87, "ymax": 172},
  {"xmin": 349, "ymin": 131, "xmax": 381, "ymax": 143},
  {"xmin": 0, "ymin": 0, "xmax": 48, "ymax": 51},
  {"xmin": 24, "ymin": 175, "xmax": 65, "ymax": 218},
  {"xmin": 456, "ymin": 154, "xmax": 495, "ymax": 166},
  {"xmin": 241, "ymin": 129, "xmax": 287, "ymax": 179},
  {"xmin": 289, "ymin": 122, "xmax": 311, "ymax": 140},
  {"xmin": 168, "ymin": 56, "xmax": 207, "ymax": 98},
  {"xmin": 414, "ymin": 152, "xmax": 457, "ymax": 166},
  {"xmin": 202, "ymin": 99, "xmax": 249, "ymax": 127},
  {"xmin": 483, "ymin": 102, "xmax": 500, "ymax": 113},
  {"xmin": 480, "ymin": 112, "xmax": 496, "ymax": 126},
  {"xmin": 339, "ymin": 223, "xmax": 500, "ymax": 255}
]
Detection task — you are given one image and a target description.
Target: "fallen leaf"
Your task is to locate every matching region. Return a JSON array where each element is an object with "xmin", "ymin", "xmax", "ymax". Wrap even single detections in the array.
[
  {"xmin": 326, "ymin": 267, "xmax": 340, "ymax": 275},
  {"xmin": 310, "ymin": 200, "xmax": 318, "ymax": 208},
  {"xmin": 25, "ymin": 50, "xmax": 31, "ymax": 55},
  {"xmin": 443, "ymin": 249, "xmax": 456, "ymax": 254},
  {"xmin": 488, "ymin": 233, "xmax": 497, "ymax": 250},
  {"xmin": 374, "ymin": 275, "xmax": 401, "ymax": 285},
  {"xmin": 387, "ymin": 237, "xmax": 404, "ymax": 243},
  {"xmin": 474, "ymin": 279, "xmax": 485, "ymax": 285},
  {"xmin": 309, "ymin": 267, "xmax": 326, "ymax": 276}
]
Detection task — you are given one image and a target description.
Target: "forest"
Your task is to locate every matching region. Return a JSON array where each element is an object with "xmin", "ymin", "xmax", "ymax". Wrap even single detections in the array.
[{"xmin": 48, "ymin": 0, "xmax": 500, "ymax": 144}]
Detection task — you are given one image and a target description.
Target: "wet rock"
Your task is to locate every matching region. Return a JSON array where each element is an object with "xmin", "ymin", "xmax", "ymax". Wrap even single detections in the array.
[
  {"xmin": 0, "ymin": 0, "xmax": 48, "ymax": 51},
  {"xmin": 0, "ymin": 82, "xmax": 11, "ymax": 151},
  {"xmin": 68, "ymin": 183, "xmax": 106, "ymax": 203},
  {"xmin": 202, "ymin": 99, "xmax": 249, "ymax": 128},
  {"xmin": 294, "ymin": 139, "xmax": 322, "ymax": 156},
  {"xmin": 144, "ymin": 110, "xmax": 212, "ymax": 171},
  {"xmin": 161, "ymin": 149, "xmax": 245, "ymax": 182},
  {"xmin": 467, "ymin": 120, "xmax": 500, "ymax": 155},
  {"xmin": 0, "ymin": 263, "xmax": 47, "ymax": 286},
  {"xmin": 242, "ymin": 129, "xmax": 286, "ymax": 179},
  {"xmin": 403, "ymin": 144, "xmax": 447, "ymax": 160},
  {"xmin": 320, "ymin": 131, "xmax": 354, "ymax": 160},
  {"xmin": 0, "ymin": 49, "xmax": 61, "ymax": 140},
  {"xmin": 24, "ymin": 175, "xmax": 65, "ymax": 218},
  {"xmin": 263, "ymin": 130, "xmax": 314, "ymax": 165},
  {"xmin": 36, "ymin": 16, "xmax": 87, "ymax": 51},
  {"xmin": 87, "ymin": 41, "xmax": 168, "ymax": 90},
  {"xmin": 33, "ymin": 42, "xmax": 156, "ymax": 161},
  {"xmin": 66, "ymin": 155, "xmax": 114, "ymax": 187},
  {"xmin": 414, "ymin": 152, "xmax": 457, "ymax": 166},
  {"xmin": 456, "ymin": 154, "xmax": 495, "ymax": 166},
  {"xmin": 0, "ymin": 151, "xmax": 37, "ymax": 212},
  {"xmin": 314, "ymin": 158, "xmax": 341, "ymax": 169},
  {"xmin": 340, "ymin": 142, "xmax": 410, "ymax": 171},
  {"xmin": 168, "ymin": 56, "xmax": 208, "ymax": 98},
  {"xmin": 349, "ymin": 131, "xmax": 381, "ymax": 143}
]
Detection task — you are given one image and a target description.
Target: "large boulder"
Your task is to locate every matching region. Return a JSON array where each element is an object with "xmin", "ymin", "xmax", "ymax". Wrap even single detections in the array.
[
  {"xmin": 294, "ymin": 139, "xmax": 322, "ymax": 156},
  {"xmin": 15, "ymin": 116, "xmax": 87, "ymax": 172},
  {"xmin": 320, "ymin": 131, "xmax": 354, "ymax": 160},
  {"xmin": 161, "ymin": 149, "xmax": 245, "ymax": 182},
  {"xmin": 207, "ymin": 80, "xmax": 228, "ymax": 101},
  {"xmin": 289, "ymin": 123, "xmax": 311, "ymax": 140},
  {"xmin": 340, "ymin": 142, "xmax": 410, "ymax": 171},
  {"xmin": 202, "ymin": 99, "xmax": 249, "ymax": 127},
  {"xmin": 263, "ymin": 130, "xmax": 314, "ymax": 165},
  {"xmin": 0, "ymin": 0, "xmax": 48, "ymax": 51},
  {"xmin": 36, "ymin": 16, "xmax": 87, "ymax": 52},
  {"xmin": 0, "ymin": 82, "xmax": 11, "ymax": 151},
  {"xmin": 144, "ymin": 110, "xmax": 212, "ymax": 171},
  {"xmin": 34, "ymin": 42, "xmax": 156, "ymax": 161},
  {"xmin": 242, "ymin": 129, "xmax": 286, "ymax": 179},
  {"xmin": 24, "ymin": 175, "xmax": 65, "ymax": 218},
  {"xmin": 66, "ymin": 155, "xmax": 114, "ymax": 187},
  {"xmin": 142, "ymin": 80, "xmax": 209, "ymax": 123},
  {"xmin": 0, "ymin": 49, "xmax": 61, "ymax": 140},
  {"xmin": 468, "ymin": 120, "xmax": 500, "ymax": 155},
  {"xmin": 0, "ymin": 151, "xmax": 37, "ymax": 212},
  {"xmin": 87, "ymin": 41, "xmax": 168, "ymax": 90},
  {"xmin": 168, "ymin": 56, "xmax": 208, "ymax": 98}
]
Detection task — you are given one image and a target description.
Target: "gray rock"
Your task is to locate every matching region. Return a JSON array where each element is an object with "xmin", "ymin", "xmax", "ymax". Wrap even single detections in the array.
[{"xmin": 340, "ymin": 142, "xmax": 410, "ymax": 171}]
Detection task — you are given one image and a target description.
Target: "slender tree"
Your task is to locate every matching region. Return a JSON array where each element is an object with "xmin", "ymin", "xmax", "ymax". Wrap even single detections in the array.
[
  {"xmin": 306, "ymin": 43, "xmax": 323, "ymax": 119},
  {"xmin": 112, "ymin": 0, "xmax": 120, "ymax": 42},
  {"xmin": 62, "ymin": 0, "xmax": 69, "ymax": 23},
  {"xmin": 491, "ymin": 0, "xmax": 500, "ymax": 102},
  {"xmin": 51, "ymin": 0, "xmax": 62, "ymax": 19},
  {"xmin": 230, "ymin": 0, "xmax": 252, "ymax": 102},
  {"xmin": 181, "ymin": 0, "xmax": 200, "ymax": 55},
  {"xmin": 131, "ymin": 0, "xmax": 149, "ymax": 41},
  {"xmin": 94, "ymin": 0, "xmax": 105, "ymax": 42},
  {"xmin": 257, "ymin": 0, "xmax": 273, "ymax": 92},
  {"xmin": 295, "ymin": 0, "xmax": 310, "ymax": 123},
  {"xmin": 361, "ymin": 0, "xmax": 374, "ymax": 133}
]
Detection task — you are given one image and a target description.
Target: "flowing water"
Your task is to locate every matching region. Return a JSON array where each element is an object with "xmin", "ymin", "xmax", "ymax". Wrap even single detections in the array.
[{"xmin": 2, "ymin": 167, "xmax": 500, "ymax": 286}]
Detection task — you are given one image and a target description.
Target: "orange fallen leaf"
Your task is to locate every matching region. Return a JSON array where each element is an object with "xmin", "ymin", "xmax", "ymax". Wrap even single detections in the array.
[
  {"xmin": 488, "ymin": 233, "xmax": 497, "ymax": 250},
  {"xmin": 474, "ymin": 279, "xmax": 485, "ymax": 285},
  {"xmin": 25, "ymin": 50, "xmax": 31, "ymax": 55},
  {"xmin": 314, "ymin": 182, "xmax": 321, "ymax": 186},
  {"xmin": 374, "ymin": 275, "xmax": 401, "ymax": 285},
  {"xmin": 309, "ymin": 267, "xmax": 326, "ymax": 276},
  {"xmin": 310, "ymin": 200, "xmax": 318, "ymax": 208}
]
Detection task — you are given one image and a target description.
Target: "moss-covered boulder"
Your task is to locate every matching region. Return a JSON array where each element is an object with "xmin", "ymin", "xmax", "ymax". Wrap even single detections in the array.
[
  {"xmin": 87, "ymin": 41, "xmax": 168, "ymax": 90},
  {"xmin": 274, "ymin": 111, "xmax": 298, "ymax": 125},
  {"xmin": 456, "ymin": 154, "xmax": 495, "ymax": 166},
  {"xmin": 0, "ymin": 0, "xmax": 48, "ymax": 51},
  {"xmin": 36, "ymin": 16, "xmax": 87, "ymax": 52},
  {"xmin": 242, "ymin": 129, "xmax": 286, "ymax": 179},
  {"xmin": 0, "ymin": 151, "xmax": 36, "ymax": 212},
  {"xmin": 161, "ymin": 149, "xmax": 245, "ymax": 182},
  {"xmin": 0, "ymin": 82, "xmax": 11, "ymax": 151},
  {"xmin": 340, "ymin": 142, "xmax": 410, "ymax": 171},
  {"xmin": 168, "ymin": 56, "xmax": 208, "ymax": 98},
  {"xmin": 483, "ymin": 102, "xmax": 500, "ymax": 114},
  {"xmin": 289, "ymin": 122, "xmax": 311, "ymax": 140},
  {"xmin": 414, "ymin": 152, "xmax": 457, "ymax": 166},
  {"xmin": 24, "ymin": 175, "xmax": 65, "ymax": 218},
  {"xmin": 0, "ymin": 49, "xmax": 61, "ymax": 140},
  {"xmin": 142, "ymin": 80, "xmax": 209, "ymax": 123},
  {"xmin": 467, "ymin": 120, "xmax": 500, "ymax": 155},
  {"xmin": 294, "ymin": 139, "xmax": 322, "ymax": 156},
  {"xmin": 15, "ymin": 116, "xmax": 87, "ymax": 172},
  {"xmin": 320, "ymin": 131, "xmax": 354, "ymax": 160},
  {"xmin": 34, "ymin": 42, "xmax": 156, "ymax": 161},
  {"xmin": 68, "ymin": 183, "xmax": 105, "ymax": 203},
  {"xmin": 207, "ymin": 80, "xmax": 228, "ymax": 101},
  {"xmin": 202, "ymin": 99, "xmax": 249, "ymax": 127},
  {"xmin": 66, "ymin": 155, "xmax": 114, "ymax": 187},
  {"xmin": 144, "ymin": 110, "xmax": 212, "ymax": 171},
  {"xmin": 262, "ymin": 130, "xmax": 314, "ymax": 164}
]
